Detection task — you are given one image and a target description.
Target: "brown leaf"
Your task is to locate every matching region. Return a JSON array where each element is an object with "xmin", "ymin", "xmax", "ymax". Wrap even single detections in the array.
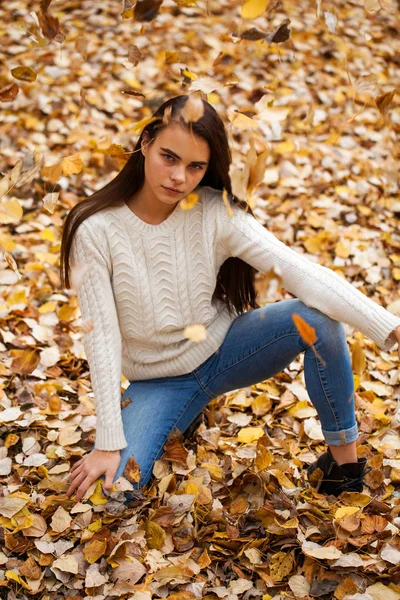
[
  {"xmin": 0, "ymin": 82, "xmax": 19, "ymax": 101},
  {"xmin": 38, "ymin": 10, "xmax": 61, "ymax": 40},
  {"xmin": 123, "ymin": 454, "xmax": 142, "ymax": 483},
  {"xmin": 134, "ymin": 0, "xmax": 163, "ymax": 22},
  {"xmin": 161, "ymin": 436, "xmax": 189, "ymax": 466},
  {"xmin": 375, "ymin": 89, "xmax": 396, "ymax": 117},
  {"xmin": 265, "ymin": 18, "xmax": 291, "ymax": 43}
]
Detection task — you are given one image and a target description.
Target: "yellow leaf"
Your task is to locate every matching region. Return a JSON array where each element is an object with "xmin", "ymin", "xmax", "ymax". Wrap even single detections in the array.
[
  {"xmin": 0, "ymin": 198, "xmax": 23, "ymax": 224},
  {"xmin": 38, "ymin": 301, "xmax": 56, "ymax": 314},
  {"xmin": 352, "ymin": 340, "xmax": 366, "ymax": 374},
  {"xmin": 288, "ymin": 400, "xmax": 317, "ymax": 418},
  {"xmin": 241, "ymin": 0, "xmax": 269, "ymax": 19},
  {"xmin": 335, "ymin": 241, "xmax": 350, "ymax": 258},
  {"xmin": 183, "ymin": 323, "xmax": 207, "ymax": 342},
  {"xmin": 7, "ymin": 289, "xmax": 27, "ymax": 307},
  {"xmin": 274, "ymin": 140, "xmax": 296, "ymax": 154},
  {"xmin": 103, "ymin": 143, "xmax": 126, "ymax": 158},
  {"xmin": 392, "ymin": 268, "xmax": 400, "ymax": 280},
  {"xmin": 270, "ymin": 469, "xmax": 296, "ymax": 488},
  {"xmin": 238, "ymin": 427, "xmax": 264, "ymax": 443},
  {"xmin": 42, "ymin": 161, "xmax": 63, "ymax": 183},
  {"xmin": 281, "ymin": 516, "xmax": 299, "ymax": 528},
  {"xmin": 201, "ymin": 462, "xmax": 224, "ymax": 481},
  {"xmin": 89, "ymin": 480, "xmax": 109, "ymax": 505},
  {"xmin": 145, "ymin": 520, "xmax": 166, "ymax": 550},
  {"xmin": 251, "ymin": 393, "xmax": 272, "ymax": 416},
  {"xmin": 88, "ymin": 519, "xmax": 103, "ymax": 532},
  {"xmin": 132, "ymin": 115, "xmax": 159, "ymax": 133},
  {"xmin": 255, "ymin": 444, "xmax": 273, "ymax": 471},
  {"xmin": 335, "ymin": 506, "xmax": 360, "ymax": 519},
  {"xmin": 180, "ymin": 192, "xmax": 199, "ymax": 210},
  {"xmin": 230, "ymin": 111, "xmax": 259, "ymax": 131},
  {"xmin": 6, "ymin": 570, "xmax": 30, "ymax": 589},
  {"xmin": 11, "ymin": 66, "xmax": 37, "ymax": 82},
  {"xmin": 83, "ymin": 539, "xmax": 107, "ymax": 564},
  {"xmin": 62, "ymin": 153, "xmax": 84, "ymax": 176},
  {"xmin": 185, "ymin": 482, "xmax": 199, "ymax": 497},
  {"xmin": 269, "ymin": 551, "xmax": 294, "ymax": 582},
  {"xmin": 11, "ymin": 349, "xmax": 40, "ymax": 375}
]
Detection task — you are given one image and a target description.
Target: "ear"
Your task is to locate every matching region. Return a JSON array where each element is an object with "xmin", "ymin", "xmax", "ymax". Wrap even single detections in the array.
[{"xmin": 141, "ymin": 132, "xmax": 150, "ymax": 157}]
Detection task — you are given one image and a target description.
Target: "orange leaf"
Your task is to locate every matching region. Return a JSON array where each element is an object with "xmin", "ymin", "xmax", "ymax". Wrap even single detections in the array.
[{"xmin": 292, "ymin": 313, "xmax": 317, "ymax": 345}]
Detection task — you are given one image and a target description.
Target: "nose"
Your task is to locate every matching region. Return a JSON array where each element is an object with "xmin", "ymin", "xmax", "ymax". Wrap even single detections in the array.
[{"xmin": 171, "ymin": 166, "xmax": 186, "ymax": 184}]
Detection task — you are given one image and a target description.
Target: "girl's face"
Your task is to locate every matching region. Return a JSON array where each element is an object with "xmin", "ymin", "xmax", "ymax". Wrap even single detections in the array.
[{"xmin": 141, "ymin": 123, "xmax": 210, "ymax": 205}]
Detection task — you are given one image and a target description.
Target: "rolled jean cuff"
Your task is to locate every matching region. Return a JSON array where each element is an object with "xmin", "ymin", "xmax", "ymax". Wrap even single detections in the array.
[{"xmin": 321, "ymin": 423, "xmax": 359, "ymax": 446}]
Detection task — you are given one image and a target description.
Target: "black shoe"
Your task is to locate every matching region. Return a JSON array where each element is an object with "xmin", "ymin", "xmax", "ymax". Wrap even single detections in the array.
[
  {"xmin": 183, "ymin": 412, "xmax": 204, "ymax": 439},
  {"xmin": 307, "ymin": 447, "xmax": 372, "ymax": 496}
]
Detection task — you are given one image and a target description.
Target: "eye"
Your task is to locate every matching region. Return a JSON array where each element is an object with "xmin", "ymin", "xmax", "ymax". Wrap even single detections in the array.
[{"xmin": 162, "ymin": 153, "xmax": 203, "ymax": 170}]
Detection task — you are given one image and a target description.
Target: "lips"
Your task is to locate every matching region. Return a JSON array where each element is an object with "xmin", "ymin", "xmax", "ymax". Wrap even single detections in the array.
[{"xmin": 163, "ymin": 186, "xmax": 182, "ymax": 193}]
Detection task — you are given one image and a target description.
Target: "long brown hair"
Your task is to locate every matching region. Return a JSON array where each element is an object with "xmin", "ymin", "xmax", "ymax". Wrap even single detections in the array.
[{"xmin": 60, "ymin": 94, "xmax": 260, "ymax": 317}]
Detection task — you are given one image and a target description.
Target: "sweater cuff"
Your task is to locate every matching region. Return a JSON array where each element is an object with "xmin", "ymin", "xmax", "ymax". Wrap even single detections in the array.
[
  {"xmin": 366, "ymin": 307, "xmax": 400, "ymax": 352},
  {"xmin": 94, "ymin": 421, "xmax": 128, "ymax": 451}
]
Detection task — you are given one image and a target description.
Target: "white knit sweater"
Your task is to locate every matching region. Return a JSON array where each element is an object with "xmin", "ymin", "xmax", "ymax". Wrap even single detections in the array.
[{"xmin": 70, "ymin": 184, "xmax": 400, "ymax": 450}]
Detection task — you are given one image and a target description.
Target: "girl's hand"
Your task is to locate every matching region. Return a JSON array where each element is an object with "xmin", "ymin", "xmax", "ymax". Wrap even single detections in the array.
[
  {"xmin": 393, "ymin": 325, "xmax": 400, "ymax": 360},
  {"xmin": 66, "ymin": 449, "xmax": 121, "ymax": 502}
]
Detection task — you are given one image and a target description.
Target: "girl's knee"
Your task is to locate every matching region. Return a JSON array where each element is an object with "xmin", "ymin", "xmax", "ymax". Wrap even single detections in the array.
[{"xmin": 295, "ymin": 301, "xmax": 347, "ymax": 350}]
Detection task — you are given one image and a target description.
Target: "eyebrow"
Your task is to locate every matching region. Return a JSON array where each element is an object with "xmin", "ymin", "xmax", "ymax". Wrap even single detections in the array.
[{"xmin": 160, "ymin": 147, "xmax": 208, "ymax": 165}]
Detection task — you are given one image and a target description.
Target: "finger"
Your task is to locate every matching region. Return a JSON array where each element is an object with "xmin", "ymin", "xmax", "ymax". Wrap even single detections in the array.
[
  {"xmin": 66, "ymin": 470, "xmax": 87, "ymax": 497},
  {"xmin": 68, "ymin": 466, "xmax": 84, "ymax": 485},
  {"xmin": 70, "ymin": 459, "xmax": 83, "ymax": 473},
  {"xmin": 103, "ymin": 470, "xmax": 116, "ymax": 491},
  {"xmin": 75, "ymin": 476, "xmax": 95, "ymax": 502}
]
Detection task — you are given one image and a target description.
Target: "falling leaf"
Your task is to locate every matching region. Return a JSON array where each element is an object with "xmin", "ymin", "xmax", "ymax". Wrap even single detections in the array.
[
  {"xmin": 182, "ymin": 92, "xmax": 204, "ymax": 123},
  {"xmin": 0, "ymin": 82, "xmax": 19, "ymax": 101},
  {"xmin": 62, "ymin": 153, "xmax": 84, "ymax": 176},
  {"xmin": 292, "ymin": 313, "xmax": 317, "ymax": 345},
  {"xmin": 180, "ymin": 191, "xmax": 199, "ymax": 210},
  {"xmin": 241, "ymin": 0, "xmax": 270, "ymax": 19},
  {"xmin": 183, "ymin": 323, "xmax": 207, "ymax": 341},
  {"xmin": 324, "ymin": 11, "xmax": 337, "ymax": 32},
  {"xmin": 375, "ymin": 89, "xmax": 396, "ymax": 117},
  {"xmin": 11, "ymin": 66, "xmax": 37, "ymax": 82}
]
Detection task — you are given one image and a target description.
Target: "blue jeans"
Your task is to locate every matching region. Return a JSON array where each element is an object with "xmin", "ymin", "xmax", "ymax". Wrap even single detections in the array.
[{"xmin": 95, "ymin": 299, "xmax": 358, "ymax": 490}]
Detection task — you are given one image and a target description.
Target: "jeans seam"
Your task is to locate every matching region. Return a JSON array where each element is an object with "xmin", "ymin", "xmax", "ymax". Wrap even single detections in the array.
[
  {"xmin": 141, "ymin": 387, "xmax": 203, "ymax": 484},
  {"xmin": 312, "ymin": 347, "xmax": 344, "ymax": 437},
  {"xmin": 193, "ymin": 370, "xmax": 215, "ymax": 400},
  {"xmin": 198, "ymin": 331, "xmax": 303, "ymax": 394}
]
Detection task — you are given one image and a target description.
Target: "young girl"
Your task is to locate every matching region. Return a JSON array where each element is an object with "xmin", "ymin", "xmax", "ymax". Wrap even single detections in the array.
[{"xmin": 61, "ymin": 95, "xmax": 400, "ymax": 503}]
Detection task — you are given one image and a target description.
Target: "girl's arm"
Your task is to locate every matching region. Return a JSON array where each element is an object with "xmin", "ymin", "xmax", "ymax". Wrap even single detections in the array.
[
  {"xmin": 70, "ymin": 220, "xmax": 128, "ymax": 451},
  {"xmin": 214, "ymin": 196, "xmax": 400, "ymax": 354}
]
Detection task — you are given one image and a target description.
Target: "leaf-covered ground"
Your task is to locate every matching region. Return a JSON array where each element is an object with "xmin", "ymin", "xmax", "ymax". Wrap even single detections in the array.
[{"xmin": 1, "ymin": 0, "xmax": 400, "ymax": 598}]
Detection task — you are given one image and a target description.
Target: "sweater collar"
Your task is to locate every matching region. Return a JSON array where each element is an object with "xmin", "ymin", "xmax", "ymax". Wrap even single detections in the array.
[{"xmin": 119, "ymin": 185, "xmax": 203, "ymax": 235}]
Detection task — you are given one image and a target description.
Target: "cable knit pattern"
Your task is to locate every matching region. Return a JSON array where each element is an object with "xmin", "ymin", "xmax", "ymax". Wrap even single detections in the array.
[{"xmin": 70, "ymin": 184, "xmax": 400, "ymax": 450}]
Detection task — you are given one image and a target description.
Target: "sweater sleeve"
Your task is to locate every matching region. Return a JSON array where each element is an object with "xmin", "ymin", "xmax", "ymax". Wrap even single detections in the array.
[
  {"xmin": 70, "ymin": 219, "xmax": 128, "ymax": 451},
  {"xmin": 215, "ymin": 198, "xmax": 400, "ymax": 352}
]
